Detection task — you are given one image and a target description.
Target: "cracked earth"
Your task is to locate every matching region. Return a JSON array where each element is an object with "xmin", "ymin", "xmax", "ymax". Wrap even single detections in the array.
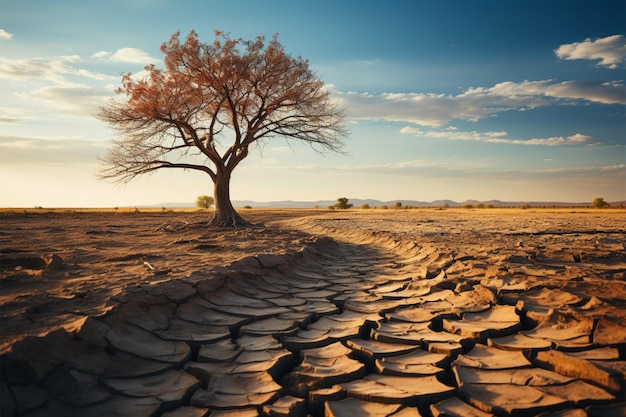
[{"xmin": 1, "ymin": 209, "xmax": 625, "ymax": 416}]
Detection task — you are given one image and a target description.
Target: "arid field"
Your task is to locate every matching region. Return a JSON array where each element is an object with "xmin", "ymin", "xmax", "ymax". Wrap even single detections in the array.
[{"xmin": 1, "ymin": 208, "xmax": 625, "ymax": 416}]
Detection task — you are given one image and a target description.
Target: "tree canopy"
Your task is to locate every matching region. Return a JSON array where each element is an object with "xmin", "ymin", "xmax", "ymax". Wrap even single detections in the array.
[
  {"xmin": 334, "ymin": 197, "xmax": 353, "ymax": 210},
  {"xmin": 98, "ymin": 30, "xmax": 347, "ymax": 226}
]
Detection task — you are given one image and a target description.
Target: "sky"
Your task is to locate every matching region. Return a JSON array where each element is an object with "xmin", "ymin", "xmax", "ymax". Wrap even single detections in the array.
[{"xmin": 0, "ymin": 0, "xmax": 625, "ymax": 207}]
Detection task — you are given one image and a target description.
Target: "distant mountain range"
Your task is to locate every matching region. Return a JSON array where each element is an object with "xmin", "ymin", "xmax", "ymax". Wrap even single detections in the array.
[{"xmin": 141, "ymin": 198, "xmax": 625, "ymax": 208}]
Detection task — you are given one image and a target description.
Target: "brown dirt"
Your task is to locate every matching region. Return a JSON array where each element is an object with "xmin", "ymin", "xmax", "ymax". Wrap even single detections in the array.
[
  {"xmin": 1, "ymin": 207, "xmax": 626, "ymax": 416},
  {"xmin": 0, "ymin": 208, "xmax": 326, "ymax": 352},
  {"xmin": 2, "ymin": 207, "xmax": 624, "ymax": 354}
]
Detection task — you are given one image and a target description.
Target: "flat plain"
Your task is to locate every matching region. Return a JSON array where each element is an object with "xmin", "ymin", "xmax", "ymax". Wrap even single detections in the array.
[{"xmin": 1, "ymin": 208, "xmax": 625, "ymax": 416}]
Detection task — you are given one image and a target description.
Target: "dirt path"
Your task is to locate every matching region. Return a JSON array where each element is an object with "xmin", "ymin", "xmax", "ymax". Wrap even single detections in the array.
[{"xmin": 1, "ymin": 209, "xmax": 625, "ymax": 416}]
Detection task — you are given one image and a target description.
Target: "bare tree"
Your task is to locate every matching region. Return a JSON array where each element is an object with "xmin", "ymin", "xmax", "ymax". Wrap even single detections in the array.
[{"xmin": 98, "ymin": 30, "xmax": 347, "ymax": 227}]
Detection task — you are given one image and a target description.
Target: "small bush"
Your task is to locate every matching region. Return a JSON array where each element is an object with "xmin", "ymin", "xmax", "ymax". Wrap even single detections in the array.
[
  {"xmin": 361, "ymin": 203, "xmax": 371, "ymax": 209},
  {"xmin": 591, "ymin": 197, "xmax": 608, "ymax": 208},
  {"xmin": 196, "ymin": 195, "xmax": 214, "ymax": 209}
]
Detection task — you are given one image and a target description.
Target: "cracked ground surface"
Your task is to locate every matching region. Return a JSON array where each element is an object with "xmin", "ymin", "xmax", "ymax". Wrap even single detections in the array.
[{"xmin": 1, "ymin": 208, "xmax": 625, "ymax": 416}]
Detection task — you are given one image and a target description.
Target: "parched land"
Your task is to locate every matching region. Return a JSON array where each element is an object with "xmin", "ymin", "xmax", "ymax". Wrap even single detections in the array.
[{"xmin": 1, "ymin": 208, "xmax": 625, "ymax": 416}]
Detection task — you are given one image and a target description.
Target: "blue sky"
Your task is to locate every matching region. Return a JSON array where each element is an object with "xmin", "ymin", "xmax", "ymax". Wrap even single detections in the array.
[{"xmin": 1, "ymin": 0, "xmax": 624, "ymax": 207}]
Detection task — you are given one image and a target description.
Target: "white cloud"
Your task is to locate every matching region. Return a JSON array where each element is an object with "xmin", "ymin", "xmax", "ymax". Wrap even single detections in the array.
[
  {"xmin": 262, "ymin": 157, "xmax": 625, "ymax": 185},
  {"xmin": 241, "ymin": 157, "xmax": 452, "ymax": 177},
  {"xmin": 0, "ymin": 29, "xmax": 13, "ymax": 40},
  {"xmin": 19, "ymin": 83, "xmax": 110, "ymax": 117},
  {"xmin": 0, "ymin": 107, "xmax": 31, "ymax": 124},
  {"xmin": 532, "ymin": 164, "xmax": 626, "ymax": 176},
  {"xmin": 400, "ymin": 126, "xmax": 597, "ymax": 147},
  {"xmin": 58, "ymin": 55, "xmax": 81, "ymax": 63},
  {"xmin": 544, "ymin": 80, "xmax": 625, "ymax": 105},
  {"xmin": 491, "ymin": 79, "xmax": 625, "ymax": 105},
  {"xmin": 92, "ymin": 51, "xmax": 111, "ymax": 59},
  {"xmin": 360, "ymin": 160, "xmax": 450, "ymax": 175},
  {"xmin": 556, "ymin": 35, "xmax": 626, "ymax": 69},
  {"xmin": 92, "ymin": 47, "xmax": 158, "ymax": 64},
  {"xmin": 0, "ymin": 116, "xmax": 21, "ymax": 124},
  {"xmin": 335, "ymin": 91, "xmax": 532, "ymax": 127},
  {"xmin": 0, "ymin": 134, "xmax": 109, "ymax": 164},
  {"xmin": 0, "ymin": 56, "xmax": 115, "ymax": 83},
  {"xmin": 336, "ymin": 79, "xmax": 625, "ymax": 127},
  {"xmin": 0, "ymin": 57, "xmax": 64, "ymax": 82}
]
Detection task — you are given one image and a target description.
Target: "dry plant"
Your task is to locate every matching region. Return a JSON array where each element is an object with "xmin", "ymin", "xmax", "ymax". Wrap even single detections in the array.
[{"xmin": 98, "ymin": 30, "xmax": 347, "ymax": 227}]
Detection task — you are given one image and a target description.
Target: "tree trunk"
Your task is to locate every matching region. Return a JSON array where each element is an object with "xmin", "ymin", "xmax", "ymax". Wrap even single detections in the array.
[{"xmin": 209, "ymin": 170, "xmax": 250, "ymax": 227}]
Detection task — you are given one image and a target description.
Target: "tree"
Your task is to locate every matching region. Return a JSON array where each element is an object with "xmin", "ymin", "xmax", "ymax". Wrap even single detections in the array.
[
  {"xmin": 196, "ymin": 195, "xmax": 214, "ymax": 209},
  {"xmin": 334, "ymin": 197, "xmax": 353, "ymax": 210},
  {"xmin": 591, "ymin": 197, "xmax": 608, "ymax": 208},
  {"xmin": 98, "ymin": 30, "xmax": 347, "ymax": 227}
]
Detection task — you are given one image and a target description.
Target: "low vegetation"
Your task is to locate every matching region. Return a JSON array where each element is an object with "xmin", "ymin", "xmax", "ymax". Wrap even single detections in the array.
[
  {"xmin": 591, "ymin": 197, "xmax": 608, "ymax": 208},
  {"xmin": 196, "ymin": 195, "xmax": 214, "ymax": 209},
  {"xmin": 331, "ymin": 197, "xmax": 353, "ymax": 210}
]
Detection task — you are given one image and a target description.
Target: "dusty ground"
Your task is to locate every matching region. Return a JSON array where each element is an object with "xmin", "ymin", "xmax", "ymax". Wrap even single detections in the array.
[
  {"xmin": 2, "ymin": 208, "xmax": 625, "ymax": 353},
  {"xmin": 0, "ymin": 208, "xmax": 323, "ymax": 352},
  {"xmin": 1, "ymin": 207, "xmax": 625, "ymax": 416}
]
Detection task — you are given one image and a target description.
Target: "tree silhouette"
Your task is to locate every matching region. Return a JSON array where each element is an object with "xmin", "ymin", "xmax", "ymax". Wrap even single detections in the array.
[
  {"xmin": 334, "ymin": 197, "xmax": 353, "ymax": 209},
  {"xmin": 98, "ymin": 30, "xmax": 347, "ymax": 227}
]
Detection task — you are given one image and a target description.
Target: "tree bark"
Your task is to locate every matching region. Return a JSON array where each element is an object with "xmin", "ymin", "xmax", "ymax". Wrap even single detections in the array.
[{"xmin": 209, "ymin": 170, "xmax": 250, "ymax": 227}]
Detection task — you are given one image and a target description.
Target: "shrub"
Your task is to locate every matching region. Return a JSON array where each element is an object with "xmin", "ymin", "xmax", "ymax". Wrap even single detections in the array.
[
  {"xmin": 591, "ymin": 197, "xmax": 608, "ymax": 208},
  {"xmin": 361, "ymin": 203, "xmax": 371, "ymax": 209},
  {"xmin": 196, "ymin": 195, "xmax": 214, "ymax": 209}
]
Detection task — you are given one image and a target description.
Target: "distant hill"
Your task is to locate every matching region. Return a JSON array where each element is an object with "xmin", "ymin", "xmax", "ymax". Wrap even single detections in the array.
[
  {"xmin": 138, "ymin": 199, "xmax": 625, "ymax": 209},
  {"xmin": 231, "ymin": 199, "xmax": 623, "ymax": 208}
]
